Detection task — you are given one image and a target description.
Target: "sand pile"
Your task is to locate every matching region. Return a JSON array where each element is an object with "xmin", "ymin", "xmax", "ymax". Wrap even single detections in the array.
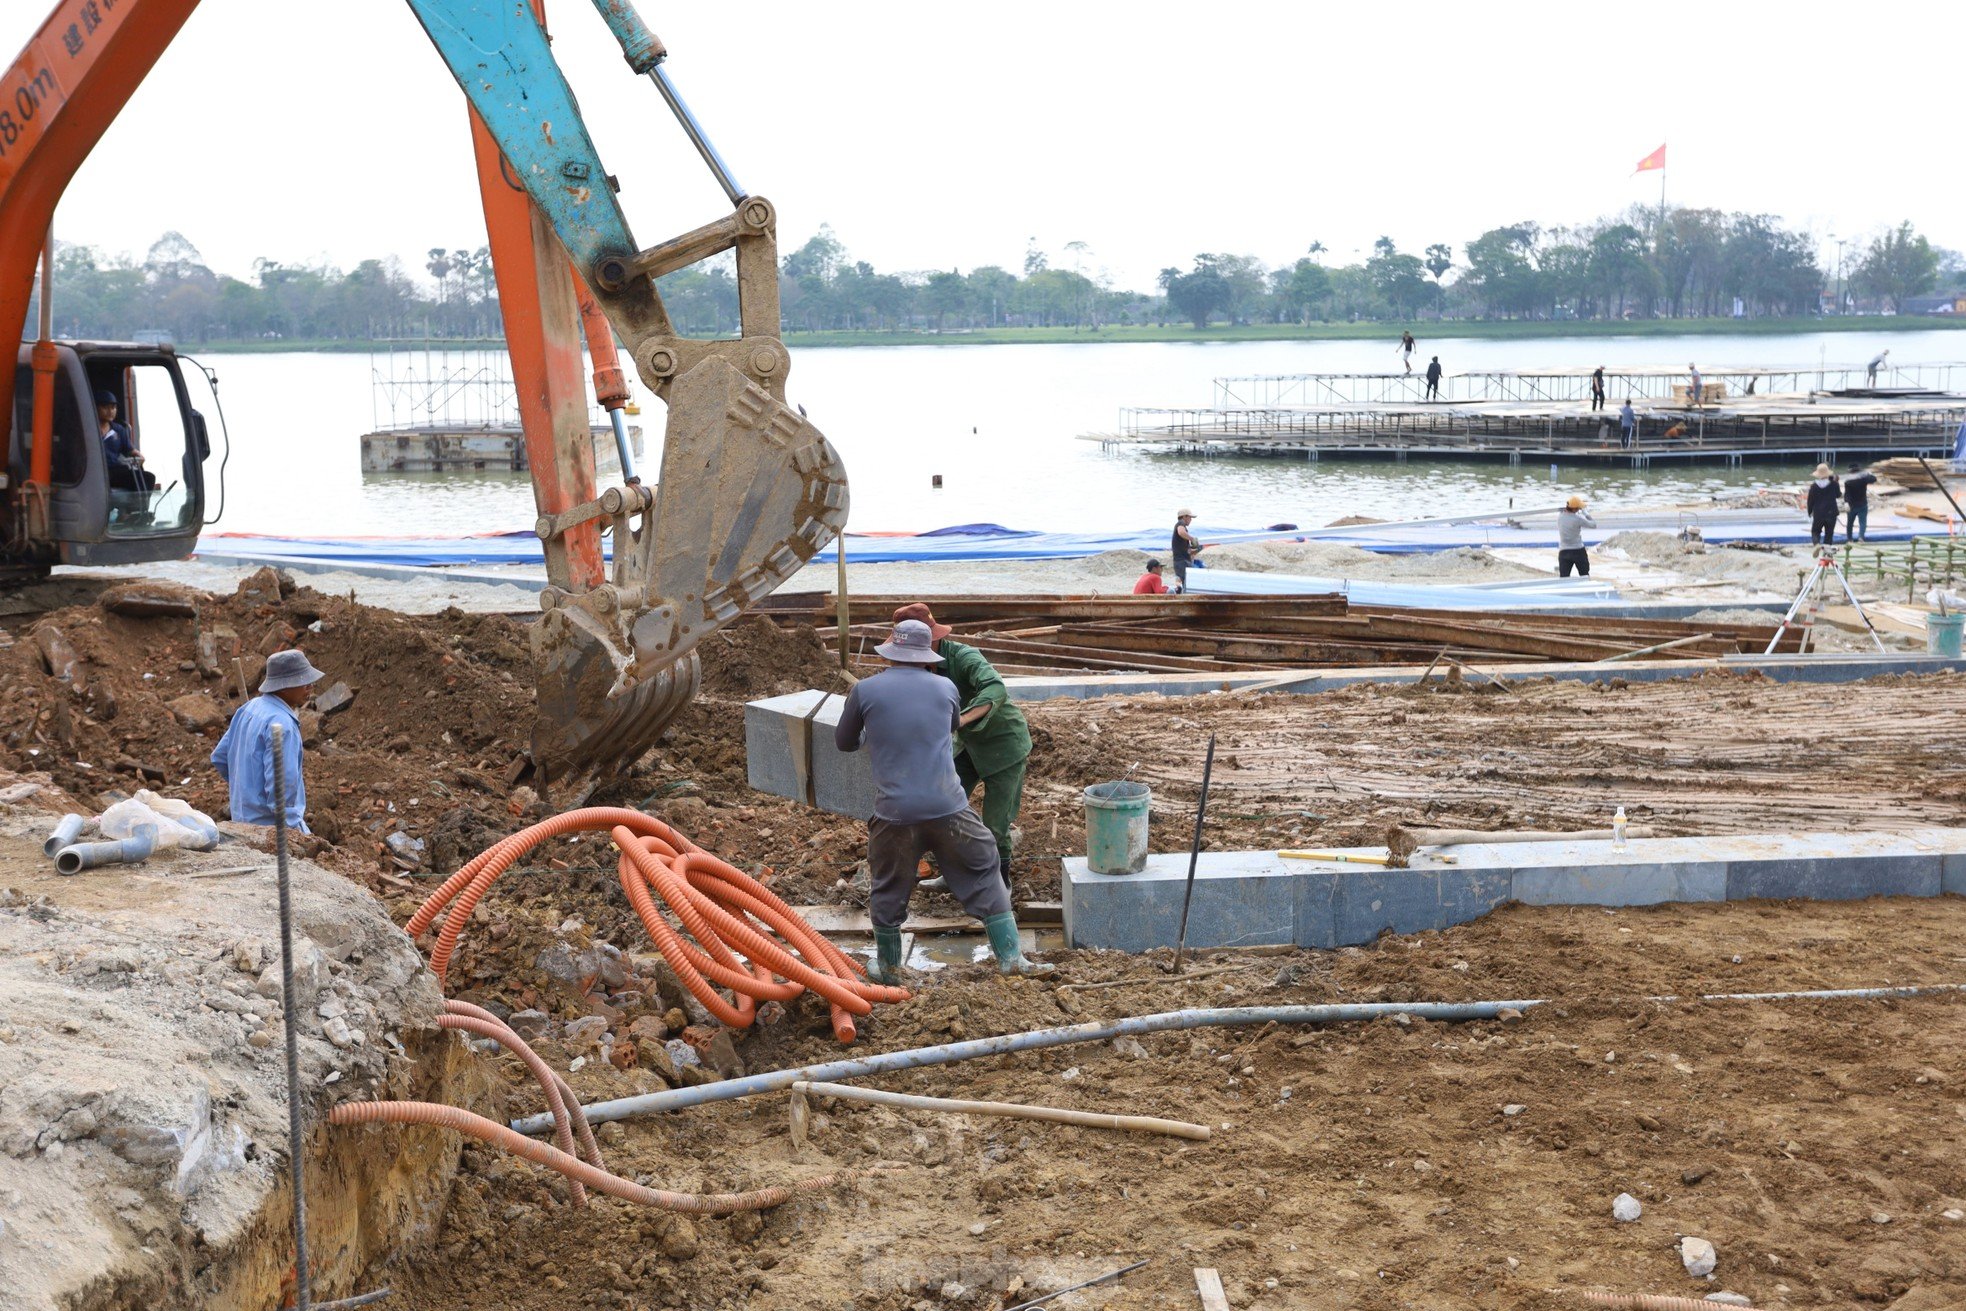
[
  {"xmin": 1202, "ymin": 539, "xmax": 1545, "ymax": 582},
  {"xmin": 1602, "ymin": 531, "xmax": 1815, "ymax": 597}
]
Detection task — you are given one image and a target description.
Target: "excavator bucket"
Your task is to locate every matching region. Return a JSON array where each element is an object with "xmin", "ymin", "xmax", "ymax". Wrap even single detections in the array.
[{"xmin": 527, "ymin": 356, "xmax": 848, "ymax": 781}]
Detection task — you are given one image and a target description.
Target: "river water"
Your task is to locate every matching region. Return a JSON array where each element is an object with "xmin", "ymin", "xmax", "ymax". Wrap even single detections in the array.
[{"xmin": 190, "ymin": 328, "xmax": 1964, "ymax": 539}]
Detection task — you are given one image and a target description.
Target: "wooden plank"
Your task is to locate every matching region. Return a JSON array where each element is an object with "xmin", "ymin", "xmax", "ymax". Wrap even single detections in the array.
[{"xmin": 1194, "ymin": 1268, "xmax": 1231, "ymax": 1311}]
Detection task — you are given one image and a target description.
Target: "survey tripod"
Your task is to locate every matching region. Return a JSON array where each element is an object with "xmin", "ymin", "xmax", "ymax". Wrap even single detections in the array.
[{"xmin": 1764, "ymin": 545, "xmax": 1887, "ymax": 655}]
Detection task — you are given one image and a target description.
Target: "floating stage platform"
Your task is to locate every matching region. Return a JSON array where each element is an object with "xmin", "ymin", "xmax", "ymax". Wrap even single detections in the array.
[
  {"xmin": 1087, "ymin": 362, "xmax": 1966, "ymax": 467},
  {"xmin": 358, "ymin": 422, "xmax": 642, "ymax": 474}
]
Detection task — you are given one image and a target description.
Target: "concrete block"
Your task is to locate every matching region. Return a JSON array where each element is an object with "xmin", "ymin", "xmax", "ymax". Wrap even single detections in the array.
[
  {"xmin": 743, "ymin": 691, "xmax": 874, "ymax": 820},
  {"xmin": 1331, "ymin": 868, "xmax": 1442, "ymax": 945},
  {"xmin": 1439, "ymin": 867, "xmax": 1516, "ymax": 928},
  {"xmin": 1512, "ymin": 861, "xmax": 1727, "ymax": 907},
  {"xmin": 1062, "ymin": 853, "xmax": 1295, "ymax": 953},
  {"xmin": 1292, "ymin": 868, "xmax": 1338, "ymax": 949},
  {"xmin": 1726, "ymin": 855, "xmax": 1940, "ymax": 902},
  {"xmin": 1944, "ymin": 854, "xmax": 1966, "ymax": 897}
]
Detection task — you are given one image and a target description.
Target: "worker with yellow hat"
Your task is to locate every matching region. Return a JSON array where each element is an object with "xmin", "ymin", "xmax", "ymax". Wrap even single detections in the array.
[{"xmin": 1556, "ymin": 494, "xmax": 1596, "ymax": 578}]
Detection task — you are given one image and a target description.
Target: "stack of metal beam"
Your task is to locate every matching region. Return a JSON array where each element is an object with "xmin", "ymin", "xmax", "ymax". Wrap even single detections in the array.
[{"xmin": 752, "ymin": 594, "xmax": 1801, "ymax": 676}]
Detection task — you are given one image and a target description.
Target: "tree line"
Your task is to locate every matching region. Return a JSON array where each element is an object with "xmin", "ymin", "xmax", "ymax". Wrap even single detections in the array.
[{"xmin": 22, "ymin": 209, "xmax": 1961, "ymax": 347}]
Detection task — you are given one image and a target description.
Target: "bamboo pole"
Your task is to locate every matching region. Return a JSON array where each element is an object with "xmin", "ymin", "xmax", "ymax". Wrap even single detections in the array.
[
  {"xmin": 791, "ymin": 1080, "xmax": 1213, "ymax": 1141},
  {"xmin": 1593, "ymin": 632, "xmax": 1716, "ymax": 663}
]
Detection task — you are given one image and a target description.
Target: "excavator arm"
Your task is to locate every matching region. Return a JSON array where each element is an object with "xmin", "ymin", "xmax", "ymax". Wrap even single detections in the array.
[{"xmin": 1, "ymin": 0, "xmax": 849, "ymax": 779}]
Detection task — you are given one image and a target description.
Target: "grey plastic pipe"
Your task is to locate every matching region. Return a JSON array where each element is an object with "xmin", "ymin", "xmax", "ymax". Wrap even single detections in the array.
[
  {"xmin": 515, "ymin": 984, "xmax": 1966, "ymax": 1135},
  {"xmin": 55, "ymin": 824, "xmax": 157, "ymax": 876},
  {"xmin": 43, "ymin": 814, "xmax": 85, "ymax": 857},
  {"xmin": 178, "ymin": 816, "xmax": 223, "ymax": 851}
]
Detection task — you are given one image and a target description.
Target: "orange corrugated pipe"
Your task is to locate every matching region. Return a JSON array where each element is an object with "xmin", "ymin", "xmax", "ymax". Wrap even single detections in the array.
[
  {"xmin": 439, "ymin": 1013, "xmax": 594, "ymax": 1206},
  {"xmin": 407, "ymin": 809, "xmax": 908, "ymax": 1047},
  {"xmin": 443, "ymin": 999, "xmax": 605, "ymax": 1170},
  {"xmin": 327, "ymin": 1100, "xmax": 848, "ymax": 1213}
]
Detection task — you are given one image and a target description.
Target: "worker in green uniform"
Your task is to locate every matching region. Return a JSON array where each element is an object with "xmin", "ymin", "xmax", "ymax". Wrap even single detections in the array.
[{"xmin": 893, "ymin": 603, "xmax": 1030, "ymax": 884}]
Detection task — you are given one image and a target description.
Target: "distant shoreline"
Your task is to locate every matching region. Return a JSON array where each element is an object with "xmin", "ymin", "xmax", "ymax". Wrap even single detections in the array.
[{"xmin": 181, "ymin": 316, "xmax": 1966, "ymax": 355}]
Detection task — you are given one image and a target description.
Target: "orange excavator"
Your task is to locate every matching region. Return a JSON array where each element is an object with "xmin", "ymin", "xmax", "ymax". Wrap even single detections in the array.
[{"xmin": 0, "ymin": 0, "xmax": 848, "ymax": 780}]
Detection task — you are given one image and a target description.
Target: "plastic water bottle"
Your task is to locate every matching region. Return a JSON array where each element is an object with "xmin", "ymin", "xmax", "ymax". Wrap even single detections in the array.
[{"xmin": 1612, "ymin": 805, "xmax": 1629, "ymax": 851}]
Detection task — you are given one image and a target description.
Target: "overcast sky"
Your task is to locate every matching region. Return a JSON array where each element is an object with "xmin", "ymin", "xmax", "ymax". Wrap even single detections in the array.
[{"xmin": 10, "ymin": 0, "xmax": 1961, "ymax": 292}]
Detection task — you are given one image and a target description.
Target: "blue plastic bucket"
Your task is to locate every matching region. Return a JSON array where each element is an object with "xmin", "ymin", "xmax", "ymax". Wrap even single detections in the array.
[
  {"xmin": 1928, "ymin": 612, "xmax": 1964, "ymax": 658},
  {"xmin": 1083, "ymin": 781, "xmax": 1151, "ymax": 875}
]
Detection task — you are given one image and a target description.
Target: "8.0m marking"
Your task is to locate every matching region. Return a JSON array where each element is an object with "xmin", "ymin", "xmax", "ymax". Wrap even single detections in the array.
[{"xmin": 0, "ymin": 65, "xmax": 59, "ymax": 158}]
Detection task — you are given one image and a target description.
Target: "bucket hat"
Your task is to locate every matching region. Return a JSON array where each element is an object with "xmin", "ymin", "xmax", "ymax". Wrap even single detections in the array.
[
  {"xmin": 891, "ymin": 602, "xmax": 952, "ymax": 643},
  {"xmin": 874, "ymin": 619, "xmax": 944, "ymax": 664},
  {"xmin": 1813, "ymin": 463, "xmax": 1833, "ymax": 478},
  {"xmin": 261, "ymin": 649, "xmax": 327, "ymax": 693}
]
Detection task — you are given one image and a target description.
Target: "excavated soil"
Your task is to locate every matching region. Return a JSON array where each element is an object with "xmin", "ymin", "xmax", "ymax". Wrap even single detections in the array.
[
  {"xmin": 379, "ymin": 899, "xmax": 1966, "ymax": 1311},
  {"xmin": 8, "ymin": 578, "xmax": 1966, "ymax": 1308}
]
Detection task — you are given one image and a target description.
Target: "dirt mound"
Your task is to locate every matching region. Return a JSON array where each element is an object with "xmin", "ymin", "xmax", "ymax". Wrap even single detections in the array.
[
  {"xmin": 697, "ymin": 617, "xmax": 838, "ymax": 699},
  {"xmin": 1602, "ymin": 531, "xmax": 1813, "ymax": 597}
]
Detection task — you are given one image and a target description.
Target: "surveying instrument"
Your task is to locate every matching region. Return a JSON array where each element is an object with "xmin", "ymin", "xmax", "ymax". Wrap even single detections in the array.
[{"xmin": 1764, "ymin": 544, "xmax": 1887, "ymax": 655}]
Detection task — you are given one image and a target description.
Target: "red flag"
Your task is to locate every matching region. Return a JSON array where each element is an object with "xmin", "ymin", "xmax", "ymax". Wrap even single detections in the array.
[{"xmin": 1634, "ymin": 143, "xmax": 1667, "ymax": 174}]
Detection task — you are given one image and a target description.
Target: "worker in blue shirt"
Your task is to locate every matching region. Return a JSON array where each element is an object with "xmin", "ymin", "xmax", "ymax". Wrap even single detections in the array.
[{"xmin": 211, "ymin": 649, "xmax": 326, "ymax": 833}]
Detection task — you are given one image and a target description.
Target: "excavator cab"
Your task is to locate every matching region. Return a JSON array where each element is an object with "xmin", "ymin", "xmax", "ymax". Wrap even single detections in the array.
[{"xmin": 5, "ymin": 341, "xmax": 208, "ymax": 572}]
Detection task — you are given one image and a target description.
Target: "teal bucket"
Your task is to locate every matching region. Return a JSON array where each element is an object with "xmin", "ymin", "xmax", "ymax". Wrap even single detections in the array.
[
  {"xmin": 1083, "ymin": 781, "xmax": 1151, "ymax": 875},
  {"xmin": 1928, "ymin": 613, "xmax": 1964, "ymax": 658}
]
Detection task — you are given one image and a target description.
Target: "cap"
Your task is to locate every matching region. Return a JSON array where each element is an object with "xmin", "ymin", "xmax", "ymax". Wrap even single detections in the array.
[
  {"xmin": 890, "ymin": 602, "xmax": 951, "ymax": 643},
  {"xmin": 261, "ymin": 649, "xmax": 326, "ymax": 693},
  {"xmin": 1176, "ymin": 509, "xmax": 1194, "ymax": 520},
  {"xmin": 1145, "ymin": 558, "xmax": 1162, "ymax": 570},
  {"xmin": 1565, "ymin": 495, "xmax": 1586, "ymax": 510},
  {"xmin": 94, "ymin": 389, "xmax": 118, "ymax": 408},
  {"xmin": 874, "ymin": 619, "xmax": 944, "ymax": 664}
]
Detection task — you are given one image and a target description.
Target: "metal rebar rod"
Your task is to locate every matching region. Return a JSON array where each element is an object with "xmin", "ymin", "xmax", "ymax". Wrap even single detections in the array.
[
  {"xmin": 1001, "ymin": 1260, "xmax": 1149, "ymax": 1311},
  {"xmin": 1171, "ymin": 732, "xmax": 1218, "ymax": 973},
  {"xmin": 270, "ymin": 722, "xmax": 311, "ymax": 1311}
]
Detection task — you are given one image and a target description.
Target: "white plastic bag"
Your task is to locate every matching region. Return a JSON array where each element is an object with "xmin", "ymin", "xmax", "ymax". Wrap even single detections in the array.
[{"xmin": 98, "ymin": 791, "xmax": 221, "ymax": 851}]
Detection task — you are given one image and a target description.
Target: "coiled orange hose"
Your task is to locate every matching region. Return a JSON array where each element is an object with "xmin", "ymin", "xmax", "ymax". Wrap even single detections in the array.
[
  {"xmin": 407, "ymin": 809, "xmax": 908, "ymax": 1046},
  {"xmin": 327, "ymin": 1100, "xmax": 848, "ymax": 1214}
]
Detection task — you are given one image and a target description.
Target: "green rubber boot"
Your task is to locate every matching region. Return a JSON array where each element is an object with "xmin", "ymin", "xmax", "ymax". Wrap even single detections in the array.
[
  {"xmin": 870, "ymin": 926, "xmax": 904, "ymax": 985},
  {"xmin": 984, "ymin": 912, "xmax": 1054, "ymax": 978}
]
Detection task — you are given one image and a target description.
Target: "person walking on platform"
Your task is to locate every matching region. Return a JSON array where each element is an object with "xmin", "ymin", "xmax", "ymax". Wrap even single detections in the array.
[
  {"xmin": 1555, "ymin": 495, "xmax": 1596, "ymax": 578},
  {"xmin": 1803, "ymin": 463, "xmax": 1841, "ymax": 548},
  {"xmin": 1398, "ymin": 330, "xmax": 1416, "ymax": 373},
  {"xmin": 1424, "ymin": 355, "xmax": 1443, "ymax": 401},
  {"xmin": 1590, "ymin": 366, "xmax": 1607, "ymax": 411},
  {"xmin": 1687, "ymin": 362, "xmax": 1704, "ymax": 408},
  {"xmin": 1171, "ymin": 510, "xmax": 1206, "ymax": 590},
  {"xmin": 1619, "ymin": 398, "xmax": 1637, "ymax": 448},
  {"xmin": 1842, "ymin": 462, "xmax": 1877, "ymax": 542},
  {"xmin": 834, "ymin": 620, "xmax": 1051, "ymax": 983},
  {"xmin": 892, "ymin": 603, "xmax": 1032, "ymax": 885}
]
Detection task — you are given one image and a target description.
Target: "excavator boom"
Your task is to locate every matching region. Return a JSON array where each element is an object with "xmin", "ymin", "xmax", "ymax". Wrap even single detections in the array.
[{"xmin": 2, "ymin": 0, "xmax": 848, "ymax": 780}]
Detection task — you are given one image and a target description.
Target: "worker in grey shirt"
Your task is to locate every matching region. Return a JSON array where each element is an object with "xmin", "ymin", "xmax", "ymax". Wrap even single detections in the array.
[
  {"xmin": 1555, "ymin": 494, "xmax": 1596, "ymax": 578},
  {"xmin": 835, "ymin": 620, "xmax": 1051, "ymax": 983}
]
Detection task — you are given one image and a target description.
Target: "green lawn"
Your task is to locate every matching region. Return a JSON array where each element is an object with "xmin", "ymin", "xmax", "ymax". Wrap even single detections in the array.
[{"xmin": 183, "ymin": 316, "xmax": 1966, "ymax": 355}]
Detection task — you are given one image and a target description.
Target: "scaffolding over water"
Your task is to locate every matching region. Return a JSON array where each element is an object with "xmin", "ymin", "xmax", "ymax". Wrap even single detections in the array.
[
  {"xmin": 1090, "ymin": 361, "xmax": 1966, "ymax": 467},
  {"xmin": 361, "ymin": 340, "xmax": 641, "ymax": 474}
]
